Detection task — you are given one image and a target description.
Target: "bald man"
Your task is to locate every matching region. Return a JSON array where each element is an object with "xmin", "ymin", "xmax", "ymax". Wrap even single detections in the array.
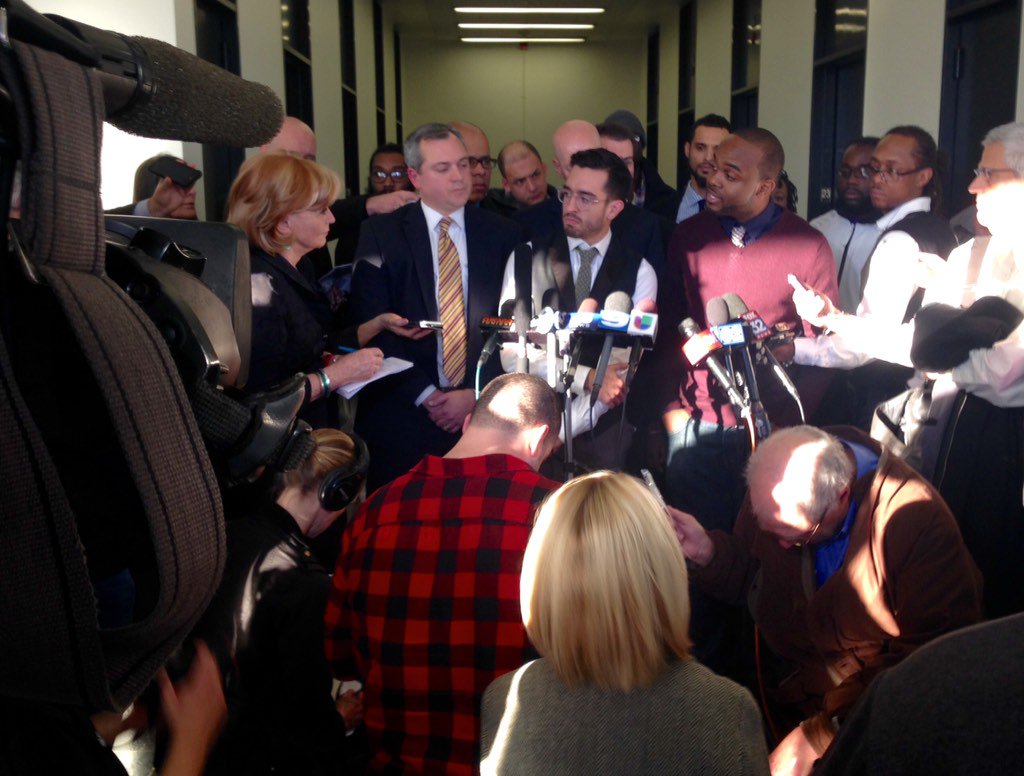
[
  {"xmin": 513, "ymin": 119, "xmax": 668, "ymax": 272},
  {"xmin": 261, "ymin": 117, "xmax": 418, "ymax": 275},
  {"xmin": 498, "ymin": 140, "xmax": 555, "ymax": 209},
  {"xmin": 449, "ymin": 121, "xmax": 493, "ymax": 204}
]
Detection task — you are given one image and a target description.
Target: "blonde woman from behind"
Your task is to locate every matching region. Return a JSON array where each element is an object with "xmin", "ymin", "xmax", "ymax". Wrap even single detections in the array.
[{"xmin": 481, "ymin": 471, "xmax": 769, "ymax": 776}]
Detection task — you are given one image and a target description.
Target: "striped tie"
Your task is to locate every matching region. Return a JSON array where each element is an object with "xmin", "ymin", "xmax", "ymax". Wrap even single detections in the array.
[
  {"xmin": 437, "ymin": 216, "xmax": 467, "ymax": 386},
  {"xmin": 731, "ymin": 224, "xmax": 746, "ymax": 248}
]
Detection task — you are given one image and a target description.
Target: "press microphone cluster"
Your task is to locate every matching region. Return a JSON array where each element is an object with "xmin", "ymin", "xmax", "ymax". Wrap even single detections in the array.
[{"xmin": 679, "ymin": 292, "xmax": 807, "ymax": 441}]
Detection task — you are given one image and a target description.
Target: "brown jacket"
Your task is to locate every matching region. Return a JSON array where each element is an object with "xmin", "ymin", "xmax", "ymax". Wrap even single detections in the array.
[{"xmin": 693, "ymin": 427, "xmax": 983, "ymax": 753}]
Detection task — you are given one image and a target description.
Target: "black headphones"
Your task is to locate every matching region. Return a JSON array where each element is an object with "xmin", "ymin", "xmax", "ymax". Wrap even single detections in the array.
[{"xmin": 318, "ymin": 432, "xmax": 370, "ymax": 511}]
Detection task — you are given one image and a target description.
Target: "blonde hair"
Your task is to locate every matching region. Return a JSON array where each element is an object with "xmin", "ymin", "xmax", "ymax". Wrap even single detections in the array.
[
  {"xmin": 522, "ymin": 471, "xmax": 692, "ymax": 691},
  {"xmin": 279, "ymin": 428, "xmax": 357, "ymax": 495},
  {"xmin": 226, "ymin": 150, "xmax": 340, "ymax": 256}
]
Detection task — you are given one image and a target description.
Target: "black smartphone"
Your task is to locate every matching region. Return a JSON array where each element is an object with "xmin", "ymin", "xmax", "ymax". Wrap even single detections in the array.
[
  {"xmin": 148, "ymin": 155, "xmax": 202, "ymax": 188},
  {"xmin": 417, "ymin": 320, "xmax": 443, "ymax": 331}
]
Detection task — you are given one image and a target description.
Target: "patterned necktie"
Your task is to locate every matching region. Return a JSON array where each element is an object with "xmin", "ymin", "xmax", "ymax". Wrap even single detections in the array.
[
  {"xmin": 437, "ymin": 216, "xmax": 467, "ymax": 386},
  {"xmin": 731, "ymin": 224, "xmax": 746, "ymax": 248},
  {"xmin": 575, "ymin": 245, "xmax": 599, "ymax": 307}
]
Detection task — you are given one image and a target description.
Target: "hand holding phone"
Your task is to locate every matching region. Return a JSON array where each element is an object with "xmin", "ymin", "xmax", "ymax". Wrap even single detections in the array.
[{"xmin": 147, "ymin": 155, "xmax": 202, "ymax": 189}]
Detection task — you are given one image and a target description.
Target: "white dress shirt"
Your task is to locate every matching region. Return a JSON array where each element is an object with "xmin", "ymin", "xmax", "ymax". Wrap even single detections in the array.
[{"xmin": 795, "ymin": 197, "xmax": 935, "ymax": 370}]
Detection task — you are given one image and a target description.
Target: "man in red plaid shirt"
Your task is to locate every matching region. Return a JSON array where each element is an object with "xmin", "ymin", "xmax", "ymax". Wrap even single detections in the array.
[{"xmin": 325, "ymin": 373, "xmax": 562, "ymax": 774}]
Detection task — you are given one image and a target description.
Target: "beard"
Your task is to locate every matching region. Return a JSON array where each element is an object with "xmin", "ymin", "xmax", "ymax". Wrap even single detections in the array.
[
  {"xmin": 692, "ymin": 170, "xmax": 708, "ymax": 190},
  {"xmin": 836, "ymin": 194, "xmax": 881, "ymax": 223}
]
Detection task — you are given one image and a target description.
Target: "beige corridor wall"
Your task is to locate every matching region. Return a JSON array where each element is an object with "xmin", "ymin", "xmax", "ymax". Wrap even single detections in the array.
[
  {"xmin": 863, "ymin": 0, "xmax": 945, "ymax": 137},
  {"xmin": 401, "ymin": 38, "xmax": 646, "ymax": 187},
  {"xmin": 760, "ymin": 0, "xmax": 815, "ymax": 217}
]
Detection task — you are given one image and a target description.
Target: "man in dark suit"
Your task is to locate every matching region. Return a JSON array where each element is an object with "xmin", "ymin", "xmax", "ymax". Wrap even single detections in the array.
[
  {"xmin": 499, "ymin": 148, "xmax": 657, "ymax": 468},
  {"xmin": 351, "ymin": 123, "xmax": 522, "ymax": 488},
  {"xmin": 514, "ymin": 119, "xmax": 668, "ymax": 272}
]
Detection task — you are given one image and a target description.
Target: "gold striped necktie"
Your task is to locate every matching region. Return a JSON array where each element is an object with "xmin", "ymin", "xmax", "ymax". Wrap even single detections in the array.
[{"xmin": 437, "ymin": 216, "xmax": 467, "ymax": 385}]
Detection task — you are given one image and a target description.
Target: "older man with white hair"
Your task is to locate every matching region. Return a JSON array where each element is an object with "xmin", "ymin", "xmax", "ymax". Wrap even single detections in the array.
[{"xmin": 671, "ymin": 424, "xmax": 982, "ymax": 776}]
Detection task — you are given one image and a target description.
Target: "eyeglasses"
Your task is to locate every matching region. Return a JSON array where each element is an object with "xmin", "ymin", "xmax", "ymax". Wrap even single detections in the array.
[
  {"xmin": 973, "ymin": 166, "xmax": 1019, "ymax": 183},
  {"xmin": 371, "ymin": 169, "xmax": 408, "ymax": 181},
  {"xmin": 838, "ymin": 164, "xmax": 871, "ymax": 180},
  {"xmin": 867, "ymin": 164, "xmax": 928, "ymax": 183},
  {"xmin": 790, "ymin": 516, "xmax": 824, "ymax": 549},
  {"xmin": 467, "ymin": 156, "xmax": 495, "ymax": 170},
  {"xmin": 557, "ymin": 187, "xmax": 606, "ymax": 207}
]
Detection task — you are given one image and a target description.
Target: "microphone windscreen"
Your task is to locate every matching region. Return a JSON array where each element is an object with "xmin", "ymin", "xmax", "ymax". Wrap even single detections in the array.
[
  {"xmin": 679, "ymin": 317, "xmax": 700, "ymax": 338},
  {"xmin": 578, "ymin": 298, "xmax": 600, "ymax": 313},
  {"xmin": 499, "ymin": 298, "xmax": 517, "ymax": 317},
  {"xmin": 635, "ymin": 298, "xmax": 657, "ymax": 314},
  {"xmin": 112, "ymin": 37, "xmax": 284, "ymax": 146},
  {"xmin": 604, "ymin": 290, "xmax": 632, "ymax": 314},
  {"xmin": 722, "ymin": 292, "xmax": 749, "ymax": 318},
  {"xmin": 705, "ymin": 296, "xmax": 730, "ymax": 326}
]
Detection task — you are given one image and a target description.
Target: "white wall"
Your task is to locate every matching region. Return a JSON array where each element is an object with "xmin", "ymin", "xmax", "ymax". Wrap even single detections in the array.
[
  {"xmin": 311, "ymin": 0, "xmax": 345, "ymax": 178},
  {"xmin": 694, "ymin": 0, "xmax": 733, "ymax": 120},
  {"xmin": 401, "ymin": 38, "xmax": 646, "ymax": 187},
  {"xmin": 760, "ymin": 0, "xmax": 815, "ymax": 216},
  {"xmin": 29, "ymin": 0, "xmax": 190, "ymax": 210},
  {"xmin": 863, "ymin": 0, "xmax": 945, "ymax": 137}
]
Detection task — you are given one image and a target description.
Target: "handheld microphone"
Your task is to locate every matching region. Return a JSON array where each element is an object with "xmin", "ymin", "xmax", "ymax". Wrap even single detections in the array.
[
  {"xmin": 477, "ymin": 300, "xmax": 517, "ymax": 370},
  {"xmin": 590, "ymin": 292, "xmax": 632, "ymax": 408},
  {"xmin": 709, "ymin": 295, "xmax": 769, "ymax": 439},
  {"xmin": 12, "ymin": 7, "xmax": 284, "ymax": 146},
  {"xmin": 679, "ymin": 318, "xmax": 747, "ymax": 409},
  {"xmin": 541, "ymin": 288, "xmax": 562, "ymax": 312},
  {"xmin": 563, "ymin": 298, "xmax": 598, "ymax": 390}
]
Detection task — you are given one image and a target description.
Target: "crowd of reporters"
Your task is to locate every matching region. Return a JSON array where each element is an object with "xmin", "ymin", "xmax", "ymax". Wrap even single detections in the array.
[{"xmin": 12, "ymin": 101, "xmax": 1024, "ymax": 775}]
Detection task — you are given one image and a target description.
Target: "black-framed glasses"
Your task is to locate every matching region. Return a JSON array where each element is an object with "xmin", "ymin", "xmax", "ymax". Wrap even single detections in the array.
[
  {"xmin": 557, "ymin": 187, "xmax": 605, "ymax": 207},
  {"xmin": 467, "ymin": 156, "xmax": 495, "ymax": 170},
  {"xmin": 867, "ymin": 164, "xmax": 928, "ymax": 183},
  {"xmin": 371, "ymin": 169, "xmax": 408, "ymax": 181},
  {"xmin": 973, "ymin": 166, "xmax": 1019, "ymax": 182},
  {"xmin": 838, "ymin": 164, "xmax": 871, "ymax": 180}
]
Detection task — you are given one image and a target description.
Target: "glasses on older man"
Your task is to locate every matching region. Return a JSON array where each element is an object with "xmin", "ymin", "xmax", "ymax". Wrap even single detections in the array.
[
  {"xmin": 973, "ymin": 167, "xmax": 1019, "ymax": 183},
  {"xmin": 467, "ymin": 156, "xmax": 495, "ymax": 170}
]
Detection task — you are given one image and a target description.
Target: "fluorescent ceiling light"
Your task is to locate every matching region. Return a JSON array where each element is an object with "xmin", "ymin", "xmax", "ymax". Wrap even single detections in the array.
[
  {"xmin": 459, "ymin": 22, "xmax": 594, "ymax": 29},
  {"xmin": 461, "ymin": 36, "xmax": 586, "ymax": 43},
  {"xmin": 455, "ymin": 7, "xmax": 605, "ymax": 14}
]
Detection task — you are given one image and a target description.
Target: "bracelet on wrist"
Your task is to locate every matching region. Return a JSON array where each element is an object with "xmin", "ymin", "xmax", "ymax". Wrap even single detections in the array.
[{"xmin": 316, "ymin": 369, "xmax": 331, "ymax": 395}]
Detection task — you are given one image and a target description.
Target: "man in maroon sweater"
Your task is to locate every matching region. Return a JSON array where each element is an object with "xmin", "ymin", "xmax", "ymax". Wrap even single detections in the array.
[{"xmin": 650, "ymin": 127, "xmax": 838, "ymax": 669}]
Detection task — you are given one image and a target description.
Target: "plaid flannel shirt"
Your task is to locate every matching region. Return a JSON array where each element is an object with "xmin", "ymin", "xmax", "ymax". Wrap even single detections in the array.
[{"xmin": 325, "ymin": 453, "xmax": 558, "ymax": 775}]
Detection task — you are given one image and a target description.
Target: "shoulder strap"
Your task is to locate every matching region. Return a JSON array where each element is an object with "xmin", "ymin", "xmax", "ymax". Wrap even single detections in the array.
[{"xmin": 1, "ymin": 40, "xmax": 224, "ymax": 711}]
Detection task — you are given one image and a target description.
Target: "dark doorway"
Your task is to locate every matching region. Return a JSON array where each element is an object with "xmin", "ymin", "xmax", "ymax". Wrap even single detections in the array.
[
  {"xmin": 195, "ymin": 0, "xmax": 244, "ymax": 221},
  {"xmin": 807, "ymin": 0, "xmax": 868, "ymax": 220},
  {"xmin": 939, "ymin": 0, "xmax": 1022, "ymax": 217},
  {"xmin": 808, "ymin": 54, "xmax": 865, "ymax": 220}
]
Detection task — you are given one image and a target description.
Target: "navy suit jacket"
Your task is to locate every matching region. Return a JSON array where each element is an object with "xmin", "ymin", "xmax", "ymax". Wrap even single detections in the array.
[
  {"xmin": 350, "ymin": 203, "xmax": 521, "ymax": 485},
  {"xmin": 512, "ymin": 196, "xmax": 668, "ymax": 274}
]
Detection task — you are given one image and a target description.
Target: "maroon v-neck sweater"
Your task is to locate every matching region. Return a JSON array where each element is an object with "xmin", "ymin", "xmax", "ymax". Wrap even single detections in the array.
[{"xmin": 655, "ymin": 210, "xmax": 839, "ymax": 426}]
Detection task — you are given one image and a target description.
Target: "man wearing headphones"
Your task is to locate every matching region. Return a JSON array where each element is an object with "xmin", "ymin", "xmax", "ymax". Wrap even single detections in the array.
[
  {"xmin": 195, "ymin": 428, "xmax": 369, "ymax": 775},
  {"xmin": 325, "ymin": 373, "xmax": 563, "ymax": 775}
]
